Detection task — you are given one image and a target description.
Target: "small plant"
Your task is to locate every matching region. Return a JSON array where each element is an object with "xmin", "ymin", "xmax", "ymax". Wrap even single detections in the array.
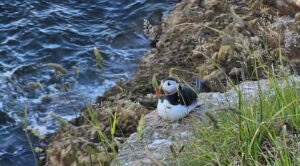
[
  {"xmin": 93, "ymin": 47, "xmax": 104, "ymax": 69},
  {"xmin": 151, "ymin": 74, "xmax": 159, "ymax": 91},
  {"xmin": 83, "ymin": 105, "xmax": 118, "ymax": 157},
  {"xmin": 137, "ymin": 115, "xmax": 145, "ymax": 141},
  {"xmin": 111, "ymin": 111, "xmax": 117, "ymax": 139},
  {"xmin": 27, "ymin": 81, "xmax": 42, "ymax": 90},
  {"xmin": 23, "ymin": 105, "xmax": 39, "ymax": 166},
  {"xmin": 31, "ymin": 129, "xmax": 46, "ymax": 140},
  {"xmin": 45, "ymin": 63, "xmax": 67, "ymax": 75}
]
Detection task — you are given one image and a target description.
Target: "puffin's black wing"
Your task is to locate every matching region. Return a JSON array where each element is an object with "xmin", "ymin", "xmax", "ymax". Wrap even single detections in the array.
[{"xmin": 178, "ymin": 85, "xmax": 198, "ymax": 106}]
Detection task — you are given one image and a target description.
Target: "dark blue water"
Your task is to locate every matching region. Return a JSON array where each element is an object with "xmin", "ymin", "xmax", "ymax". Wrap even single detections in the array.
[{"xmin": 0, "ymin": 0, "xmax": 174, "ymax": 165}]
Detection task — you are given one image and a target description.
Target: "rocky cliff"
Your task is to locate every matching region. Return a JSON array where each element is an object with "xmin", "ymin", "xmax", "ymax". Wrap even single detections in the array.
[
  {"xmin": 113, "ymin": 77, "xmax": 274, "ymax": 165},
  {"xmin": 45, "ymin": 0, "xmax": 300, "ymax": 165}
]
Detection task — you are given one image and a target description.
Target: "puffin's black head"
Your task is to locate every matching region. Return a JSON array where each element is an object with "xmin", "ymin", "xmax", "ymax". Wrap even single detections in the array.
[{"xmin": 155, "ymin": 77, "xmax": 178, "ymax": 97}]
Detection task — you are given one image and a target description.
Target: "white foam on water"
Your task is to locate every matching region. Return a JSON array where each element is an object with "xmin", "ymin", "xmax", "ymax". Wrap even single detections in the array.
[
  {"xmin": 27, "ymin": 112, "xmax": 83, "ymax": 134},
  {"xmin": 61, "ymin": 114, "xmax": 77, "ymax": 121},
  {"xmin": 28, "ymin": 124, "xmax": 54, "ymax": 134}
]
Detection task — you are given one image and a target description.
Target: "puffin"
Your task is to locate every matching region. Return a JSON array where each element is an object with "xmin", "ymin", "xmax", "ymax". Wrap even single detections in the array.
[{"xmin": 155, "ymin": 77, "xmax": 203, "ymax": 121}]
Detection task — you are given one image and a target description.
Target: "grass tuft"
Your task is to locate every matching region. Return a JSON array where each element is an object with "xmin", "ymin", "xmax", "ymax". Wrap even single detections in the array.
[
  {"xmin": 23, "ymin": 105, "xmax": 39, "ymax": 166},
  {"xmin": 178, "ymin": 72, "xmax": 300, "ymax": 165},
  {"xmin": 137, "ymin": 115, "xmax": 145, "ymax": 141},
  {"xmin": 45, "ymin": 63, "xmax": 67, "ymax": 75}
]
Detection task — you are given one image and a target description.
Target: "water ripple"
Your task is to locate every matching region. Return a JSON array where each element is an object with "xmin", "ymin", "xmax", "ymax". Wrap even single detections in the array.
[{"xmin": 0, "ymin": 0, "xmax": 175, "ymax": 165}]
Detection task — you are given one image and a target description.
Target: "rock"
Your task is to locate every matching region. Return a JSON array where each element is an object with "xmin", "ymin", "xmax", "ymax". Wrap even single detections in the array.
[
  {"xmin": 275, "ymin": 0, "xmax": 300, "ymax": 15},
  {"xmin": 76, "ymin": 153, "xmax": 113, "ymax": 166},
  {"xmin": 216, "ymin": 45, "xmax": 234, "ymax": 63},
  {"xmin": 229, "ymin": 67, "xmax": 243, "ymax": 79},
  {"xmin": 114, "ymin": 77, "xmax": 291, "ymax": 165},
  {"xmin": 45, "ymin": 100, "xmax": 149, "ymax": 166},
  {"xmin": 101, "ymin": 0, "xmax": 299, "ymax": 94},
  {"xmin": 46, "ymin": 0, "xmax": 300, "ymax": 165},
  {"xmin": 0, "ymin": 111, "xmax": 14, "ymax": 125},
  {"xmin": 204, "ymin": 0, "xmax": 220, "ymax": 9},
  {"xmin": 202, "ymin": 70, "xmax": 227, "ymax": 92}
]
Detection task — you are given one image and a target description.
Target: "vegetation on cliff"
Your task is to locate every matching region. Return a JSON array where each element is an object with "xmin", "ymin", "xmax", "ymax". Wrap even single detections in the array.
[
  {"xmin": 179, "ymin": 62, "xmax": 300, "ymax": 165},
  {"xmin": 44, "ymin": 0, "xmax": 300, "ymax": 165}
]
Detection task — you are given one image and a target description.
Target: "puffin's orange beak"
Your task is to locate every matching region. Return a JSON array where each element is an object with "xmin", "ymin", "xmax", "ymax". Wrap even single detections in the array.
[{"xmin": 155, "ymin": 87, "xmax": 161, "ymax": 97}]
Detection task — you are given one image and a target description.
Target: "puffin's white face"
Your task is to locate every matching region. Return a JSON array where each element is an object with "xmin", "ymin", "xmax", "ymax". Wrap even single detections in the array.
[{"xmin": 161, "ymin": 79, "xmax": 178, "ymax": 95}]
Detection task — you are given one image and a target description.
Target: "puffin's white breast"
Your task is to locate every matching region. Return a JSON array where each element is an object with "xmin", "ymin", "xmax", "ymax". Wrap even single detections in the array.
[{"xmin": 157, "ymin": 99, "xmax": 197, "ymax": 121}]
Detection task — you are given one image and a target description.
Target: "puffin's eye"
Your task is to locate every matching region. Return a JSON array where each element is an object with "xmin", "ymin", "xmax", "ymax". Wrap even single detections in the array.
[{"xmin": 167, "ymin": 81, "xmax": 171, "ymax": 86}]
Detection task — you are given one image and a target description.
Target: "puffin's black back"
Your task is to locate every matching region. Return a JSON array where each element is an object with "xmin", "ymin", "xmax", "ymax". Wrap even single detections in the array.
[
  {"xmin": 163, "ymin": 93, "xmax": 180, "ymax": 105},
  {"xmin": 159, "ymin": 77, "xmax": 200, "ymax": 106},
  {"xmin": 178, "ymin": 85, "xmax": 198, "ymax": 106}
]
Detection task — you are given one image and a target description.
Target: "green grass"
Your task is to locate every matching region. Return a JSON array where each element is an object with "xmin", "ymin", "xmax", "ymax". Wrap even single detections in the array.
[
  {"xmin": 176, "ymin": 10, "xmax": 300, "ymax": 165},
  {"xmin": 178, "ymin": 73, "xmax": 300, "ymax": 165}
]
